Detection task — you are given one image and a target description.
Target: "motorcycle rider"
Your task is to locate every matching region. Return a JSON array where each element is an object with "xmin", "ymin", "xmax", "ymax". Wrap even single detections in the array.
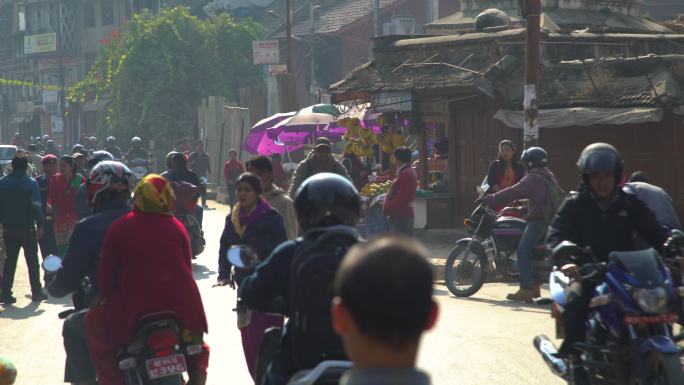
[
  {"xmin": 103, "ymin": 137, "xmax": 122, "ymax": 160},
  {"xmin": 546, "ymin": 143, "xmax": 668, "ymax": 385},
  {"xmin": 125, "ymin": 137, "xmax": 148, "ymax": 161},
  {"xmin": 239, "ymin": 173, "xmax": 362, "ymax": 385},
  {"xmin": 477, "ymin": 147, "xmax": 558, "ymax": 302},
  {"xmin": 624, "ymin": 171, "xmax": 681, "ymax": 230},
  {"xmin": 75, "ymin": 151, "xmax": 114, "ymax": 220},
  {"xmin": 162, "ymin": 151, "xmax": 203, "ymax": 224},
  {"xmin": 287, "ymin": 138, "xmax": 350, "ymax": 198},
  {"xmin": 84, "ymin": 137, "xmax": 97, "ymax": 152},
  {"xmin": 48, "ymin": 160, "xmax": 132, "ymax": 385}
]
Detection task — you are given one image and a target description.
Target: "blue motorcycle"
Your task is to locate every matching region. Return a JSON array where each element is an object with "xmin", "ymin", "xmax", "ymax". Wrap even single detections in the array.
[{"xmin": 535, "ymin": 240, "xmax": 684, "ymax": 385}]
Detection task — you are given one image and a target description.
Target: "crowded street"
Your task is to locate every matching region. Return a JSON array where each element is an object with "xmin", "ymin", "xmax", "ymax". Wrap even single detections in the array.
[{"xmin": 0, "ymin": 200, "xmax": 561, "ymax": 385}]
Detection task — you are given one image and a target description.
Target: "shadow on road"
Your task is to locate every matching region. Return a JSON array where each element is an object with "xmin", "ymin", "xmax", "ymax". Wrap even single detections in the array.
[
  {"xmin": 193, "ymin": 263, "xmax": 214, "ymax": 281},
  {"xmin": 0, "ymin": 302, "xmax": 45, "ymax": 319},
  {"xmin": 433, "ymin": 286, "xmax": 550, "ymax": 314}
]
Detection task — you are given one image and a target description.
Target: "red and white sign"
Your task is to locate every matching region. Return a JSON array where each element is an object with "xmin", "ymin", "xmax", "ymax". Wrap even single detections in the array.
[
  {"xmin": 145, "ymin": 354, "xmax": 187, "ymax": 379},
  {"xmin": 268, "ymin": 64, "xmax": 288, "ymax": 75},
  {"xmin": 253, "ymin": 40, "xmax": 280, "ymax": 65}
]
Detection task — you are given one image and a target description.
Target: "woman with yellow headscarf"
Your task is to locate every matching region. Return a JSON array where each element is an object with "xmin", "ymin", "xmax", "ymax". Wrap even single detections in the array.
[{"xmin": 85, "ymin": 174, "xmax": 209, "ymax": 385}]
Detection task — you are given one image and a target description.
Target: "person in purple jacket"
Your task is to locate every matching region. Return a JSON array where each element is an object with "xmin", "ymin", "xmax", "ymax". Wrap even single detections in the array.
[{"xmin": 478, "ymin": 147, "xmax": 558, "ymax": 303}]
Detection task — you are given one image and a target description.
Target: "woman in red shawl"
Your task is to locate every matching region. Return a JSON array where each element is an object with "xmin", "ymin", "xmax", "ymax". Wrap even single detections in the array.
[
  {"xmin": 48, "ymin": 155, "xmax": 84, "ymax": 254},
  {"xmin": 85, "ymin": 174, "xmax": 209, "ymax": 385}
]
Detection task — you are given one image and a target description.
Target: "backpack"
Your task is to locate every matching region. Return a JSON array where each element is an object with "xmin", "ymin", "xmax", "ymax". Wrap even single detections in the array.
[
  {"xmin": 288, "ymin": 226, "xmax": 362, "ymax": 369},
  {"xmin": 541, "ymin": 174, "xmax": 567, "ymax": 224}
]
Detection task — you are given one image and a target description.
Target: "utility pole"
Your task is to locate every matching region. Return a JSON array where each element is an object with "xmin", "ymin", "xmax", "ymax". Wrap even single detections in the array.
[
  {"xmin": 523, "ymin": 0, "xmax": 540, "ymax": 148},
  {"xmin": 285, "ymin": 0, "xmax": 292, "ymax": 72},
  {"xmin": 57, "ymin": 0, "xmax": 66, "ymax": 146},
  {"xmin": 372, "ymin": 0, "xmax": 380, "ymax": 37}
]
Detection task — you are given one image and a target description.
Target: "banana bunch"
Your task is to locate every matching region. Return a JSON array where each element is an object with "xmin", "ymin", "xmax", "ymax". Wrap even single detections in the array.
[
  {"xmin": 376, "ymin": 132, "xmax": 405, "ymax": 154},
  {"xmin": 360, "ymin": 180, "xmax": 393, "ymax": 197}
]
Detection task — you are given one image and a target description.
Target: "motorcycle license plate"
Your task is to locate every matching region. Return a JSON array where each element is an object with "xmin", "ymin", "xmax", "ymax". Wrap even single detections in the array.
[
  {"xmin": 624, "ymin": 313, "xmax": 678, "ymax": 325},
  {"xmin": 145, "ymin": 354, "xmax": 187, "ymax": 379}
]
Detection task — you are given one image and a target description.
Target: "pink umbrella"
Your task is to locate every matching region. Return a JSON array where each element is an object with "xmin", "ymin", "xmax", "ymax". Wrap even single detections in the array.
[{"xmin": 243, "ymin": 112, "xmax": 296, "ymax": 154}]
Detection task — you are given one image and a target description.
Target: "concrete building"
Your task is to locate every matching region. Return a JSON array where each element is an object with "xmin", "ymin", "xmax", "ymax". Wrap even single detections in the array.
[{"xmin": 0, "ymin": 0, "xmax": 157, "ymax": 146}]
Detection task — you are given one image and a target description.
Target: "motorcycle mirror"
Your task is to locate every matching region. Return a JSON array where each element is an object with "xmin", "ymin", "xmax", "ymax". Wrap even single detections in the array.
[
  {"xmin": 551, "ymin": 241, "xmax": 580, "ymax": 262},
  {"xmin": 42, "ymin": 254, "xmax": 63, "ymax": 273},
  {"xmin": 227, "ymin": 245, "xmax": 259, "ymax": 270}
]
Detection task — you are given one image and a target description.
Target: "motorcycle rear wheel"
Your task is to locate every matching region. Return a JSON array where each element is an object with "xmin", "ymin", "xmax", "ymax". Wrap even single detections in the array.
[
  {"xmin": 444, "ymin": 241, "xmax": 488, "ymax": 297},
  {"xmin": 638, "ymin": 351, "xmax": 684, "ymax": 385}
]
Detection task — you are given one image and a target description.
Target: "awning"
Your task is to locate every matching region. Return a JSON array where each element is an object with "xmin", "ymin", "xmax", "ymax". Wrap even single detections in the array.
[{"xmin": 493, "ymin": 107, "xmax": 663, "ymax": 129}]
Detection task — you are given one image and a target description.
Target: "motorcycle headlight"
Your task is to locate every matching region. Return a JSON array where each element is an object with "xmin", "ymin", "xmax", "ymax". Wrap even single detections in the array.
[{"xmin": 633, "ymin": 286, "xmax": 668, "ymax": 314}]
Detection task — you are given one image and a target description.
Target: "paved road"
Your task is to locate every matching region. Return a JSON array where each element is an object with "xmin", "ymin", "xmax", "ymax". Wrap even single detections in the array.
[{"xmin": 0, "ymin": 201, "xmax": 562, "ymax": 385}]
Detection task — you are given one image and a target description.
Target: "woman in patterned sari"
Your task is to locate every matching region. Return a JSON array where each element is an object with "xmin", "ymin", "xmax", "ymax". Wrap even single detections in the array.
[{"xmin": 47, "ymin": 155, "xmax": 84, "ymax": 255}]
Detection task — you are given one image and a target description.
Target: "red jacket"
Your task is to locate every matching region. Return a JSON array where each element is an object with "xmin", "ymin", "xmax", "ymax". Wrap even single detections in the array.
[
  {"xmin": 223, "ymin": 160, "xmax": 244, "ymax": 185},
  {"xmin": 383, "ymin": 164, "xmax": 417, "ymax": 219},
  {"xmin": 86, "ymin": 211, "xmax": 208, "ymax": 384}
]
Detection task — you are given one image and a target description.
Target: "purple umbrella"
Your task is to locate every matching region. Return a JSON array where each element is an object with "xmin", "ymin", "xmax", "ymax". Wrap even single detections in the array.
[{"xmin": 243, "ymin": 112, "xmax": 296, "ymax": 154}]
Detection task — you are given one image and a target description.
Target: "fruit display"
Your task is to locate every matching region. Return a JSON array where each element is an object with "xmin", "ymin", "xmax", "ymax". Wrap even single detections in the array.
[
  {"xmin": 338, "ymin": 115, "xmax": 405, "ymax": 157},
  {"xmin": 360, "ymin": 180, "xmax": 392, "ymax": 197}
]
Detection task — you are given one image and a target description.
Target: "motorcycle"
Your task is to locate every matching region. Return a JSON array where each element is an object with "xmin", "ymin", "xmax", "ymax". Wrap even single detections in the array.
[
  {"xmin": 43, "ymin": 256, "xmax": 204, "ymax": 385},
  {"xmin": 172, "ymin": 181, "xmax": 206, "ymax": 258},
  {"xmin": 129, "ymin": 158, "xmax": 150, "ymax": 186},
  {"xmin": 228, "ymin": 245, "xmax": 352, "ymax": 385},
  {"xmin": 117, "ymin": 312, "xmax": 205, "ymax": 385},
  {"xmin": 444, "ymin": 203, "xmax": 551, "ymax": 297},
  {"xmin": 534, "ymin": 240, "xmax": 684, "ymax": 385}
]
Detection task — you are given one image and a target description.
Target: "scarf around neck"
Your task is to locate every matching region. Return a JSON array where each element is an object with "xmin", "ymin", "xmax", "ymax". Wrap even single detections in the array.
[{"xmin": 231, "ymin": 198, "xmax": 271, "ymax": 237}]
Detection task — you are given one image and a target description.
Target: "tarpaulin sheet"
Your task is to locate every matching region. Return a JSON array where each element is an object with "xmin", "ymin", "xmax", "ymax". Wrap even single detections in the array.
[{"xmin": 493, "ymin": 107, "xmax": 663, "ymax": 129}]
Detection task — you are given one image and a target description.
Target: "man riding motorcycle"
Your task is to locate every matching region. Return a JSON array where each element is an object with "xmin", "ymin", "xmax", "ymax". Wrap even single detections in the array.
[
  {"xmin": 478, "ymin": 146, "xmax": 557, "ymax": 303},
  {"xmin": 75, "ymin": 151, "xmax": 114, "ymax": 220},
  {"xmin": 47, "ymin": 161, "xmax": 132, "ymax": 385},
  {"xmin": 125, "ymin": 137, "xmax": 148, "ymax": 162},
  {"xmin": 239, "ymin": 173, "xmax": 362, "ymax": 385},
  {"xmin": 104, "ymin": 137, "xmax": 123, "ymax": 160},
  {"xmin": 546, "ymin": 143, "xmax": 669, "ymax": 385}
]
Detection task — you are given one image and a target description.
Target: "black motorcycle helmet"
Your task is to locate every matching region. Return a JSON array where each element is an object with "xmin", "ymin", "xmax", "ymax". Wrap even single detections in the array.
[
  {"xmin": 166, "ymin": 151, "xmax": 186, "ymax": 169},
  {"xmin": 86, "ymin": 150, "xmax": 114, "ymax": 170},
  {"xmin": 294, "ymin": 173, "xmax": 362, "ymax": 231},
  {"xmin": 519, "ymin": 147, "xmax": 548, "ymax": 170},
  {"xmin": 577, "ymin": 143, "xmax": 623, "ymax": 185}
]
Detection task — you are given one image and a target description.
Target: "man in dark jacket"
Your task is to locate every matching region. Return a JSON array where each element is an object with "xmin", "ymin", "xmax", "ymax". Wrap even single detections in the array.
[
  {"xmin": 239, "ymin": 174, "xmax": 362, "ymax": 385},
  {"xmin": 188, "ymin": 141, "xmax": 211, "ymax": 207},
  {"xmin": 48, "ymin": 160, "xmax": 132, "ymax": 385},
  {"xmin": 479, "ymin": 147, "xmax": 556, "ymax": 303},
  {"xmin": 0, "ymin": 157, "xmax": 45, "ymax": 303},
  {"xmin": 383, "ymin": 147, "xmax": 417, "ymax": 236},
  {"xmin": 162, "ymin": 151, "xmax": 203, "ymax": 225},
  {"xmin": 546, "ymin": 143, "xmax": 668, "ymax": 385},
  {"xmin": 287, "ymin": 139, "xmax": 350, "ymax": 197}
]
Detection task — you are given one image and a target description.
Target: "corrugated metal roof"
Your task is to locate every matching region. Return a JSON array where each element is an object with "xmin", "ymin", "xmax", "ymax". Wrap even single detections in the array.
[{"xmin": 273, "ymin": 0, "xmax": 403, "ymax": 38}]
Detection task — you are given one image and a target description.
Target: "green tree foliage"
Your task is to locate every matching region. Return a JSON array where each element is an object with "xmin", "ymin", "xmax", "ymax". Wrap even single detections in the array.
[{"xmin": 70, "ymin": 7, "xmax": 263, "ymax": 145}]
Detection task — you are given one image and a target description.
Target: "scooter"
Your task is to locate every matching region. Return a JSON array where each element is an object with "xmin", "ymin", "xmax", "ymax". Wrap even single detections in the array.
[
  {"xmin": 227, "ymin": 245, "xmax": 352, "ymax": 385},
  {"xmin": 128, "ymin": 158, "xmax": 150, "ymax": 186},
  {"xmin": 533, "ymin": 239, "xmax": 684, "ymax": 385}
]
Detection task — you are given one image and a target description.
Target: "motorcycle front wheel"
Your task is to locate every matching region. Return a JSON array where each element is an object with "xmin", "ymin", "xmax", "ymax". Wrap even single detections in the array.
[
  {"xmin": 444, "ymin": 241, "xmax": 488, "ymax": 297},
  {"xmin": 639, "ymin": 351, "xmax": 684, "ymax": 385}
]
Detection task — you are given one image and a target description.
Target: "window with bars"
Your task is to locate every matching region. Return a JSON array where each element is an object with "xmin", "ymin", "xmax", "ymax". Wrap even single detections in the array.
[
  {"xmin": 83, "ymin": 3, "xmax": 95, "ymax": 28},
  {"xmin": 101, "ymin": 0, "xmax": 113, "ymax": 26}
]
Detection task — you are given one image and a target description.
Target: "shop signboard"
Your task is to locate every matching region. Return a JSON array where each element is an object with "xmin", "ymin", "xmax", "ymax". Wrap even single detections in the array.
[
  {"xmin": 268, "ymin": 64, "xmax": 288, "ymax": 75},
  {"xmin": 43, "ymin": 90, "xmax": 59, "ymax": 115},
  {"xmin": 371, "ymin": 91, "xmax": 412, "ymax": 113},
  {"xmin": 50, "ymin": 116, "xmax": 63, "ymax": 133},
  {"xmin": 253, "ymin": 40, "xmax": 280, "ymax": 65},
  {"xmin": 24, "ymin": 33, "xmax": 57, "ymax": 55}
]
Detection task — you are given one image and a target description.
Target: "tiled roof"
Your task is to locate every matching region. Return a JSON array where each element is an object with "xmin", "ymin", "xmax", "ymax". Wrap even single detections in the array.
[{"xmin": 273, "ymin": 0, "xmax": 404, "ymax": 38}]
